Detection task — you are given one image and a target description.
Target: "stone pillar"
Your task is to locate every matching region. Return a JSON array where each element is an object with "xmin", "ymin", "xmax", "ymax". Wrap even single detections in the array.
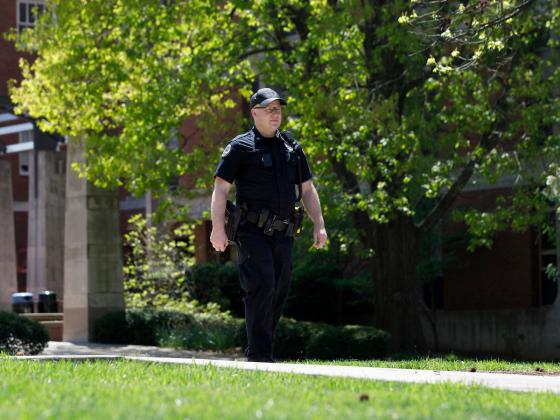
[
  {"xmin": 27, "ymin": 150, "xmax": 66, "ymax": 308},
  {"xmin": 0, "ymin": 160, "xmax": 18, "ymax": 311},
  {"xmin": 63, "ymin": 138, "xmax": 124, "ymax": 342}
]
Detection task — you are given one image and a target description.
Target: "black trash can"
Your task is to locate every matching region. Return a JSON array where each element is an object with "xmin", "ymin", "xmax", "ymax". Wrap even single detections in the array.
[
  {"xmin": 12, "ymin": 292, "xmax": 34, "ymax": 313},
  {"xmin": 38, "ymin": 291, "xmax": 58, "ymax": 313}
]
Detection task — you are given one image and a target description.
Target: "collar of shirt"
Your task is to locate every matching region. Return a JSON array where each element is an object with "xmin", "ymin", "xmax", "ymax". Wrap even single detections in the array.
[{"xmin": 252, "ymin": 126, "xmax": 281, "ymax": 142}]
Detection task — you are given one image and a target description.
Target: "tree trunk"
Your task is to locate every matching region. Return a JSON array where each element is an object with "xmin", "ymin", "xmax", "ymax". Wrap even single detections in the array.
[{"xmin": 372, "ymin": 215, "xmax": 428, "ymax": 352}]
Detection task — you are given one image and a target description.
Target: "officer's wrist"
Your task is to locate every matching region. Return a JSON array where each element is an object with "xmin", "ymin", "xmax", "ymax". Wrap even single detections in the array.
[
  {"xmin": 314, "ymin": 220, "xmax": 325, "ymax": 230},
  {"xmin": 212, "ymin": 226, "xmax": 227, "ymax": 235}
]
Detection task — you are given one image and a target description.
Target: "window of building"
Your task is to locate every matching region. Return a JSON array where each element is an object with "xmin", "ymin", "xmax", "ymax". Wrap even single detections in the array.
[
  {"xmin": 17, "ymin": 1, "xmax": 46, "ymax": 32},
  {"xmin": 18, "ymin": 130, "xmax": 33, "ymax": 176},
  {"xmin": 535, "ymin": 211, "xmax": 559, "ymax": 306}
]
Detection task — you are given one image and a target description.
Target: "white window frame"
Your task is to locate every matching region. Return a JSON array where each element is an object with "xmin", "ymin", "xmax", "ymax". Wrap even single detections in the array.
[{"xmin": 16, "ymin": 0, "xmax": 46, "ymax": 32}]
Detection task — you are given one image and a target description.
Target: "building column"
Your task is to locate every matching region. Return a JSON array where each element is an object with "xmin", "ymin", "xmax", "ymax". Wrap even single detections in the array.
[
  {"xmin": 27, "ymin": 150, "xmax": 66, "ymax": 307},
  {"xmin": 63, "ymin": 138, "xmax": 124, "ymax": 342},
  {"xmin": 0, "ymin": 159, "xmax": 18, "ymax": 311}
]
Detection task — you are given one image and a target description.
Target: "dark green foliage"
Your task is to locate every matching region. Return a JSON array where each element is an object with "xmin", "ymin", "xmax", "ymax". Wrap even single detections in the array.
[
  {"xmin": 188, "ymin": 260, "xmax": 376, "ymax": 324},
  {"xmin": 237, "ymin": 317, "xmax": 389, "ymax": 360},
  {"xmin": 285, "ymin": 261, "xmax": 343, "ymax": 324},
  {"xmin": 92, "ymin": 311, "xmax": 131, "ymax": 344},
  {"xmin": 0, "ymin": 311, "xmax": 49, "ymax": 355},
  {"xmin": 93, "ymin": 309, "xmax": 390, "ymax": 360},
  {"xmin": 306, "ymin": 325, "xmax": 391, "ymax": 360},
  {"xmin": 186, "ymin": 262, "xmax": 244, "ymax": 316},
  {"xmin": 187, "ymin": 250, "xmax": 375, "ymax": 325},
  {"xmin": 285, "ymin": 260, "xmax": 375, "ymax": 325},
  {"xmin": 159, "ymin": 315, "xmax": 245, "ymax": 352},
  {"xmin": 93, "ymin": 309, "xmax": 194, "ymax": 345},
  {"xmin": 272, "ymin": 317, "xmax": 311, "ymax": 360}
]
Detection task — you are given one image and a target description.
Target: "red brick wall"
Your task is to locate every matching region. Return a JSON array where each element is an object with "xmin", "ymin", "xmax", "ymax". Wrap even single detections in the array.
[
  {"xmin": 443, "ymin": 188, "xmax": 536, "ymax": 310},
  {"xmin": 0, "ymin": 0, "xmax": 36, "ymax": 96},
  {"xmin": 1, "ymin": 0, "xmax": 32, "ymax": 202},
  {"xmin": 0, "ymin": 0, "xmax": 18, "ymax": 96}
]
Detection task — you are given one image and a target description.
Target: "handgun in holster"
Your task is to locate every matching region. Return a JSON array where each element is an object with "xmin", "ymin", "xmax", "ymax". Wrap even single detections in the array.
[
  {"xmin": 263, "ymin": 215, "xmax": 277, "ymax": 236},
  {"xmin": 224, "ymin": 200, "xmax": 245, "ymax": 244}
]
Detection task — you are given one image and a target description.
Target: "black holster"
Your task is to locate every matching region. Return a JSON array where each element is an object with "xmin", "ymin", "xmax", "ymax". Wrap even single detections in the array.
[
  {"xmin": 293, "ymin": 205, "xmax": 305, "ymax": 237},
  {"xmin": 225, "ymin": 200, "xmax": 244, "ymax": 244},
  {"xmin": 286, "ymin": 205, "xmax": 305, "ymax": 238}
]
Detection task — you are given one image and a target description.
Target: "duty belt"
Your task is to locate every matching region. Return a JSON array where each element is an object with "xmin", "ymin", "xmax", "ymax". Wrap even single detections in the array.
[{"xmin": 245, "ymin": 209, "xmax": 294, "ymax": 236}]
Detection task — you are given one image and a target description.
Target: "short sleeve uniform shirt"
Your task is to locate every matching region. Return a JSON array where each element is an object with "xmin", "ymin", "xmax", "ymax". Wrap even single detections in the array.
[{"xmin": 214, "ymin": 127, "xmax": 312, "ymax": 220}]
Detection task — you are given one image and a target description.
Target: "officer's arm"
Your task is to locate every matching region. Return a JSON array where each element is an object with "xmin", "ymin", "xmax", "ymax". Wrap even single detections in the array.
[
  {"xmin": 210, "ymin": 176, "xmax": 233, "ymax": 252},
  {"xmin": 301, "ymin": 180, "xmax": 328, "ymax": 248}
]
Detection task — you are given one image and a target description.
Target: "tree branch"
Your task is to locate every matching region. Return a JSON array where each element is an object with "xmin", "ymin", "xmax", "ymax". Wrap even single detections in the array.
[
  {"xmin": 416, "ymin": 128, "xmax": 500, "ymax": 234},
  {"xmin": 237, "ymin": 46, "xmax": 285, "ymax": 61}
]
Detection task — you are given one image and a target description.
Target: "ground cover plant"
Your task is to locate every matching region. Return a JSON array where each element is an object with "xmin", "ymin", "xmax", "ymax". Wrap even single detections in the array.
[{"xmin": 1, "ymin": 359, "xmax": 559, "ymax": 419}]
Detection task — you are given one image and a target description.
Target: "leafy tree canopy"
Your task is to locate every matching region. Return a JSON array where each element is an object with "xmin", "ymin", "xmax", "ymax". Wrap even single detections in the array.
[{"xmin": 9, "ymin": 0, "xmax": 559, "ymax": 245}]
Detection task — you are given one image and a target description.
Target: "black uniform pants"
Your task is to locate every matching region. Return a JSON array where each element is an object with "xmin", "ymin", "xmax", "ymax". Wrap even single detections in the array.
[{"xmin": 237, "ymin": 226, "xmax": 293, "ymax": 361}]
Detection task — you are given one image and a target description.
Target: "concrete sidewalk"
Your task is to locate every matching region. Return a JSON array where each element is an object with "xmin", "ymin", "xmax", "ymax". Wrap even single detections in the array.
[
  {"xmin": 40, "ymin": 340, "xmax": 245, "ymax": 360},
  {"xmin": 14, "ymin": 341, "xmax": 560, "ymax": 395}
]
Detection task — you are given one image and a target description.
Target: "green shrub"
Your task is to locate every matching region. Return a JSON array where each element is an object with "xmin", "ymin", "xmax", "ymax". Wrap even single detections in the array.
[
  {"xmin": 306, "ymin": 324, "xmax": 390, "ymax": 360},
  {"xmin": 92, "ymin": 311, "xmax": 132, "ymax": 344},
  {"xmin": 0, "ymin": 311, "xmax": 49, "ymax": 355},
  {"xmin": 238, "ymin": 317, "xmax": 389, "ymax": 361},
  {"xmin": 93, "ymin": 308, "xmax": 390, "ymax": 359},
  {"xmin": 123, "ymin": 214, "xmax": 195, "ymax": 309},
  {"xmin": 285, "ymin": 259, "xmax": 375, "ymax": 326},
  {"xmin": 158, "ymin": 314, "xmax": 244, "ymax": 351},
  {"xmin": 186, "ymin": 262, "xmax": 243, "ymax": 316},
  {"xmin": 93, "ymin": 309, "xmax": 194, "ymax": 345},
  {"xmin": 273, "ymin": 318, "xmax": 320, "ymax": 360}
]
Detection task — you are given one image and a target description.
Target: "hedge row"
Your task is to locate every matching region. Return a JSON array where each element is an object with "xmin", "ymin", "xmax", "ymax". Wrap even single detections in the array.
[
  {"xmin": 0, "ymin": 311, "xmax": 49, "ymax": 355},
  {"xmin": 272, "ymin": 318, "xmax": 390, "ymax": 360},
  {"xmin": 93, "ymin": 309, "xmax": 390, "ymax": 360}
]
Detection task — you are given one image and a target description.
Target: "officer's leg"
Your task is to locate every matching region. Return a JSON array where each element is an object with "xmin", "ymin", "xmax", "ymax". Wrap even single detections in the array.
[
  {"xmin": 271, "ymin": 235, "xmax": 294, "ymax": 346},
  {"xmin": 237, "ymin": 232, "xmax": 275, "ymax": 361}
]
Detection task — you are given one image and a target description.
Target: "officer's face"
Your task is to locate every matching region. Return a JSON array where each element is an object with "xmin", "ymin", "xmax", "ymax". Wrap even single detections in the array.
[{"xmin": 251, "ymin": 100, "xmax": 282, "ymax": 136}]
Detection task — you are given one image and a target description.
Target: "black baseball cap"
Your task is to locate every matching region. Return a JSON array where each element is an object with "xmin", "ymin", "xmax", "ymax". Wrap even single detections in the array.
[{"xmin": 249, "ymin": 88, "xmax": 287, "ymax": 109}]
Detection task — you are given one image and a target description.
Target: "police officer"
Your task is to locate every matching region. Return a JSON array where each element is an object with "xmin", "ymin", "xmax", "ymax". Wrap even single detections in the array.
[{"xmin": 210, "ymin": 88, "xmax": 327, "ymax": 362}]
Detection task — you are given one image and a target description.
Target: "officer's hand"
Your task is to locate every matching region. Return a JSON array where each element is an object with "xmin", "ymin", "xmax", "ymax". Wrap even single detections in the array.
[
  {"xmin": 313, "ymin": 224, "xmax": 328, "ymax": 249},
  {"xmin": 210, "ymin": 229, "xmax": 229, "ymax": 252}
]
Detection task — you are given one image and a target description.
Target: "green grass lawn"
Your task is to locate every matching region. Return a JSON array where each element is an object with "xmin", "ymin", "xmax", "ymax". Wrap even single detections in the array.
[
  {"xmin": 299, "ymin": 356, "xmax": 560, "ymax": 375},
  {"xmin": 1, "ymin": 359, "xmax": 559, "ymax": 419}
]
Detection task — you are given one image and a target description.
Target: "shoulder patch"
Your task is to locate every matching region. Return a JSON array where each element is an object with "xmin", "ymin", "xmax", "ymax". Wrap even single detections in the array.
[{"xmin": 222, "ymin": 143, "xmax": 232, "ymax": 157}]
